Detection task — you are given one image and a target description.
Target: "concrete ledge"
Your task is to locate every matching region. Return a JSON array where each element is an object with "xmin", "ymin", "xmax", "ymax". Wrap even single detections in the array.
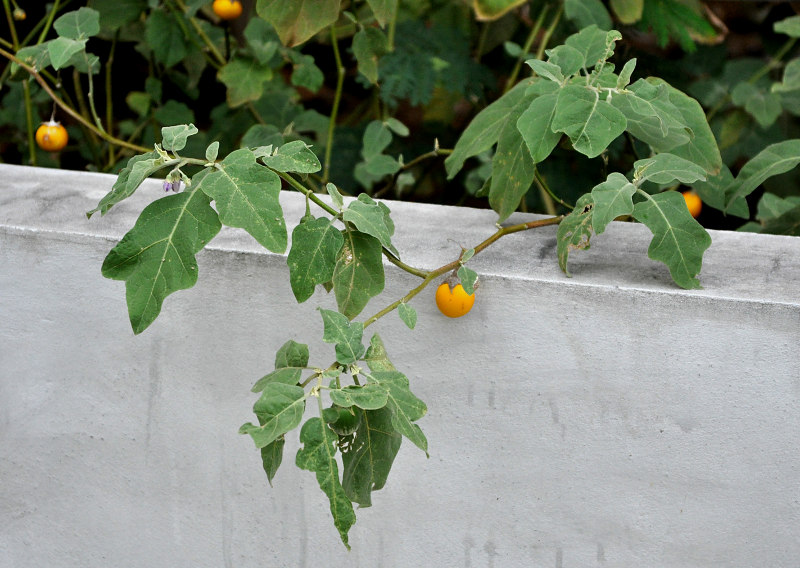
[{"xmin": 1, "ymin": 163, "xmax": 799, "ymax": 567}]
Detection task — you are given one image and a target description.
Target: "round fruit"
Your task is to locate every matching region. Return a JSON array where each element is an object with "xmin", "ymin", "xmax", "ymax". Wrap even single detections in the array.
[
  {"xmin": 323, "ymin": 405, "xmax": 361, "ymax": 436},
  {"xmin": 435, "ymin": 282, "xmax": 475, "ymax": 318},
  {"xmin": 212, "ymin": 0, "xmax": 243, "ymax": 20},
  {"xmin": 682, "ymin": 191, "xmax": 702, "ymax": 218},
  {"xmin": 35, "ymin": 121, "xmax": 68, "ymax": 152}
]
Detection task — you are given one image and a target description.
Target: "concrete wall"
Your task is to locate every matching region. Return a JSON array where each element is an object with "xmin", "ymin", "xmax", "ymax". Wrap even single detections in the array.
[{"xmin": 1, "ymin": 163, "xmax": 798, "ymax": 567}]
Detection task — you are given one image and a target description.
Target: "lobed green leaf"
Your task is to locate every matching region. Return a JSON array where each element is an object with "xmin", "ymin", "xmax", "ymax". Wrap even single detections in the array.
[
  {"xmin": 397, "ymin": 303, "xmax": 417, "ymax": 329},
  {"xmin": 161, "ymin": 124, "xmax": 198, "ymax": 152},
  {"xmin": 287, "ymin": 217, "xmax": 344, "ymax": 303},
  {"xmin": 366, "ymin": 371, "xmax": 428, "ymax": 456},
  {"xmin": 516, "ymin": 92, "xmax": 562, "ymax": 164},
  {"xmin": 551, "ymin": 84, "xmax": 627, "ymax": 158},
  {"xmin": 87, "ymin": 151, "xmax": 165, "ymax": 217},
  {"xmin": 54, "ymin": 7, "xmax": 100, "ymax": 39},
  {"xmin": 590, "ymin": 172, "xmax": 635, "ymax": 234},
  {"xmin": 251, "ymin": 339, "xmax": 310, "ymax": 392},
  {"xmin": 364, "ymin": 334, "xmax": 396, "ymax": 372},
  {"xmin": 633, "ymin": 153, "xmax": 707, "ymax": 185},
  {"xmin": 240, "ymin": 383, "xmax": 307, "ymax": 448},
  {"xmin": 330, "ymin": 384, "xmax": 390, "ymax": 410},
  {"xmin": 257, "ymin": 0, "xmax": 341, "ymax": 47},
  {"xmin": 725, "ymin": 139, "xmax": 800, "ymax": 209},
  {"xmin": 319, "ymin": 309, "xmax": 366, "ymax": 365},
  {"xmin": 260, "ymin": 437, "xmax": 285, "ymax": 486},
  {"xmin": 332, "ymin": 230, "xmax": 385, "ymax": 319}
]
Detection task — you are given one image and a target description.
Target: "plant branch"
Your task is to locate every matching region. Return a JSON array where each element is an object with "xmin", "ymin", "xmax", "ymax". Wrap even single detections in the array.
[
  {"xmin": 363, "ymin": 214, "xmax": 563, "ymax": 328},
  {"xmin": 504, "ymin": 5, "xmax": 548, "ymax": 92},
  {"xmin": 323, "ymin": 25, "xmax": 345, "ymax": 184},
  {"xmin": 275, "ymin": 170, "xmax": 341, "ymax": 218}
]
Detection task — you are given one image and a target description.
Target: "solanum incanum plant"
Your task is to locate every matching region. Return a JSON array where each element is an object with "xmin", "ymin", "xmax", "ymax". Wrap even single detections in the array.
[{"xmin": 7, "ymin": 1, "xmax": 800, "ymax": 550}]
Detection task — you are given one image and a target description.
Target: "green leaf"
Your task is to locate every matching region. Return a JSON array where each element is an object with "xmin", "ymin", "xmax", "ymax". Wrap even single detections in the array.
[
  {"xmin": 771, "ymin": 59, "xmax": 800, "ymax": 93},
  {"xmin": 647, "ymin": 78, "xmax": 721, "ymax": 175},
  {"xmin": 87, "ymin": 0, "xmax": 146, "ymax": 33},
  {"xmin": 366, "ymin": 371, "xmax": 427, "ymax": 455},
  {"xmin": 47, "ymin": 37, "xmax": 87, "ymax": 70},
  {"xmin": 198, "ymin": 148, "xmax": 287, "ymax": 252},
  {"xmin": 332, "ymin": 230, "xmax": 385, "ymax": 319},
  {"xmin": 757, "ymin": 192, "xmax": 800, "ymax": 221},
  {"xmin": 295, "ymin": 417, "xmax": 356, "ymax": 549},
  {"xmin": 260, "ymin": 437, "xmax": 285, "ymax": 486},
  {"xmin": 384, "ymin": 118, "xmax": 409, "ymax": 137},
  {"xmin": 473, "ymin": 0, "xmax": 527, "ymax": 21},
  {"xmin": 352, "ymin": 27, "xmax": 388, "ymax": 85},
  {"xmin": 161, "ymin": 123, "xmax": 198, "ymax": 151},
  {"xmin": 287, "ymin": 217, "xmax": 344, "ymax": 303},
  {"xmin": 445, "ymin": 80, "xmax": 531, "ymax": 178},
  {"xmin": 564, "ymin": 25, "xmax": 611, "ymax": 69},
  {"xmin": 761, "ymin": 203, "xmax": 800, "ymax": 236},
  {"xmin": 240, "ymin": 383, "xmax": 307, "ymax": 448},
  {"xmin": 145, "ymin": 10, "xmax": 188, "ymax": 68},
  {"xmin": 256, "ymin": 0, "xmax": 341, "ymax": 47},
  {"xmin": 489, "ymin": 94, "xmax": 537, "ymax": 221},
  {"xmin": 330, "ymin": 384, "xmax": 389, "ymax": 410},
  {"xmin": 320, "ymin": 308, "xmax": 366, "ymax": 365},
  {"xmin": 361, "ymin": 121, "xmax": 392, "ymax": 160},
  {"xmin": 289, "ymin": 51, "xmax": 324, "ymax": 92},
  {"xmin": 731, "ymin": 82, "xmax": 782, "ymax": 128},
  {"xmin": 726, "ymin": 140, "xmax": 800, "ymax": 209},
  {"xmin": 326, "ymin": 183, "xmax": 344, "ymax": 210},
  {"xmin": 205, "ymin": 141, "xmax": 219, "ymax": 163},
  {"xmin": 632, "ymin": 191, "xmax": 711, "ymax": 289},
  {"xmin": 633, "ymin": 153, "xmax": 707, "ymax": 185},
  {"xmin": 616, "ymin": 58, "xmax": 637, "ymax": 89},
  {"xmin": 564, "ymin": 0, "xmax": 612, "ymax": 31},
  {"xmin": 217, "ymin": 56, "xmax": 274, "ymax": 107},
  {"xmin": 341, "ymin": 407, "xmax": 401, "ymax": 507},
  {"xmin": 551, "ymin": 85, "xmax": 627, "ymax": 158},
  {"xmin": 397, "ymin": 303, "xmax": 417, "ymax": 329},
  {"xmin": 610, "ymin": 0, "xmax": 643, "ymax": 23},
  {"xmin": 557, "ymin": 193, "xmax": 594, "ymax": 276},
  {"xmin": 364, "ymin": 334, "xmax": 396, "ymax": 372},
  {"xmin": 365, "ymin": 0, "xmax": 397, "ymax": 26},
  {"xmin": 526, "ymin": 60, "xmax": 564, "ymax": 84},
  {"xmin": 517, "ymin": 93, "xmax": 562, "ymax": 163},
  {"xmin": 54, "ymin": 7, "xmax": 100, "ymax": 39},
  {"xmin": 260, "ymin": 140, "xmax": 321, "ymax": 174},
  {"xmin": 87, "ymin": 151, "xmax": 165, "ymax": 217},
  {"xmin": 590, "ymin": 172, "xmax": 635, "ymax": 234},
  {"xmin": 610, "ymin": 79, "xmax": 691, "ymax": 151},
  {"xmin": 342, "ymin": 194, "xmax": 395, "ymax": 253},
  {"xmin": 251, "ymin": 339, "xmax": 310, "ymax": 391},
  {"xmin": 774, "ymin": 15, "xmax": 800, "ymax": 37},
  {"xmin": 691, "ymin": 166, "xmax": 748, "ymax": 219},
  {"xmin": 457, "ymin": 265, "xmax": 479, "ymax": 295},
  {"xmin": 243, "ymin": 17, "xmax": 280, "ymax": 64},
  {"xmin": 101, "ymin": 187, "xmax": 221, "ymax": 334},
  {"xmin": 544, "ymin": 44, "xmax": 585, "ymax": 77}
]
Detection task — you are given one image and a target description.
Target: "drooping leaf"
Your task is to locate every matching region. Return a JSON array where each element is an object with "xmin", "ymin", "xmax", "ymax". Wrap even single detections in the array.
[
  {"xmin": 101, "ymin": 187, "xmax": 221, "ymax": 334},
  {"xmin": 287, "ymin": 217, "xmax": 344, "ymax": 303},
  {"xmin": 47, "ymin": 37, "xmax": 87, "ymax": 70},
  {"xmin": 332, "ymin": 230, "xmax": 385, "ymax": 319},
  {"xmin": 590, "ymin": 172, "xmax": 635, "ymax": 234},
  {"xmin": 197, "ymin": 148, "xmax": 287, "ymax": 252},
  {"xmin": 364, "ymin": 334, "xmax": 396, "ymax": 372},
  {"xmin": 633, "ymin": 153, "xmax": 707, "ymax": 185},
  {"xmin": 161, "ymin": 123, "xmax": 198, "ymax": 152},
  {"xmin": 352, "ymin": 27, "xmax": 388, "ymax": 84},
  {"xmin": 342, "ymin": 194, "xmax": 396, "ymax": 254},
  {"xmin": 240, "ymin": 383, "xmax": 307, "ymax": 448},
  {"xmin": 330, "ymin": 384, "xmax": 390, "ymax": 410},
  {"xmin": 516, "ymin": 92, "xmax": 562, "ymax": 163},
  {"xmin": 217, "ymin": 56, "xmax": 274, "ymax": 107},
  {"xmin": 632, "ymin": 191, "xmax": 712, "ymax": 289},
  {"xmin": 295, "ymin": 417, "xmax": 356, "ymax": 549},
  {"xmin": 489, "ymin": 95, "xmax": 537, "ymax": 221},
  {"xmin": 366, "ymin": 371, "xmax": 428, "ymax": 455},
  {"xmin": 320, "ymin": 308, "xmax": 366, "ymax": 365},
  {"xmin": 556, "ymin": 193, "xmax": 595, "ymax": 276},
  {"xmin": 564, "ymin": 0, "xmax": 612, "ymax": 31},
  {"xmin": 256, "ymin": 0, "xmax": 341, "ymax": 47},
  {"xmin": 54, "ymin": 7, "xmax": 100, "ymax": 39},
  {"xmin": 725, "ymin": 140, "xmax": 800, "ymax": 208},
  {"xmin": 365, "ymin": 0, "xmax": 397, "ymax": 27},
  {"xmin": 551, "ymin": 84, "xmax": 627, "ymax": 158},
  {"xmin": 647, "ymin": 78, "xmax": 721, "ymax": 175},
  {"xmin": 445, "ymin": 80, "xmax": 531, "ymax": 178},
  {"xmin": 397, "ymin": 303, "xmax": 417, "ymax": 329},
  {"xmin": 610, "ymin": 79, "xmax": 691, "ymax": 151},
  {"xmin": 341, "ymin": 407, "xmax": 402, "ymax": 507},
  {"xmin": 87, "ymin": 151, "xmax": 165, "ymax": 217},
  {"xmin": 251, "ymin": 339, "xmax": 310, "ymax": 392},
  {"xmin": 260, "ymin": 437, "xmax": 285, "ymax": 486}
]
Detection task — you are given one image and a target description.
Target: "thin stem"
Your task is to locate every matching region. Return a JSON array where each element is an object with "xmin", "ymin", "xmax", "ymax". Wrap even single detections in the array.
[
  {"xmin": 373, "ymin": 146, "xmax": 454, "ymax": 198},
  {"xmin": 475, "ymin": 22, "xmax": 490, "ymax": 62},
  {"xmin": 38, "ymin": 0, "xmax": 61, "ymax": 44},
  {"xmin": 535, "ymin": 169, "xmax": 572, "ymax": 210},
  {"xmin": 323, "ymin": 25, "xmax": 345, "ymax": 184},
  {"xmin": 105, "ymin": 33, "xmax": 118, "ymax": 167},
  {"xmin": 173, "ymin": 0, "xmax": 227, "ymax": 67},
  {"xmin": 0, "ymin": 46, "xmax": 151, "ymax": 154},
  {"xmin": 386, "ymin": 4, "xmax": 398, "ymax": 53},
  {"xmin": 363, "ymin": 215, "xmax": 563, "ymax": 328},
  {"xmin": 535, "ymin": 3, "xmax": 563, "ymax": 61},
  {"xmin": 23, "ymin": 81, "xmax": 36, "ymax": 165},
  {"xmin": 275, "ymin": 170, "xmax": 341, "ymax": 218},
  {"xmin": 383, "ymin": 252, "xmax": 430, "ymax": 279},
  {"xmin": 3, "ymin": 0, "xmax": 20, "ymax": 49},
  {"xmin": 504, "ymin": 5, "xmax": 548, "ymax": 92}
]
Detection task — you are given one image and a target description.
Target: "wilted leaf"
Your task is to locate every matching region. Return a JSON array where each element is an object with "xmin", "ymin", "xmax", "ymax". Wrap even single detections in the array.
[{"xmin": 557, "ymin": 193, "xmax": 594, "ymax": 276}]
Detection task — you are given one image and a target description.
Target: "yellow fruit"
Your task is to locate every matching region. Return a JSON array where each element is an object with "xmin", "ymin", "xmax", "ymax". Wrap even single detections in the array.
[
  {"xmin": 435, "ymin": 282, "xmax": 475, "ymax": 318},
  {"xmin": 212, "ymin": 0, "xmax": 242, "ymax": 20},
  {"xmin": 35, "ymin": 121, "xmax": 68, "ymax": 152},
  {"xmin": 682, "ymin": 191, "xmax": 702, "ymax": 218}
]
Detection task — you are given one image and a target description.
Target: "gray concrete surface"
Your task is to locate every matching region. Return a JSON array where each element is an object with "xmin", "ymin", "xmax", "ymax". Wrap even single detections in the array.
[{"xmin": 1, "ymin": 163, "xmax": 799, "ymax": 567}]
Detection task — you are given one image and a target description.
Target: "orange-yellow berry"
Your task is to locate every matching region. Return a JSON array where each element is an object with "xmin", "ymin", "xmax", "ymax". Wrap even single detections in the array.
[
  {"xmin": 35, "ymin": 121, "xmax": 68, "ymax": 152},
  {"xmin": 682, "ymin": 191, "xmax": 702, "ymax": 218},
  {"xmin": 212, "ymin": 0, "xmax": 243, "ymax": 20},
  {"xmin": 435, "ymin": 282, "xmax": 475, "ymax": 318}
]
